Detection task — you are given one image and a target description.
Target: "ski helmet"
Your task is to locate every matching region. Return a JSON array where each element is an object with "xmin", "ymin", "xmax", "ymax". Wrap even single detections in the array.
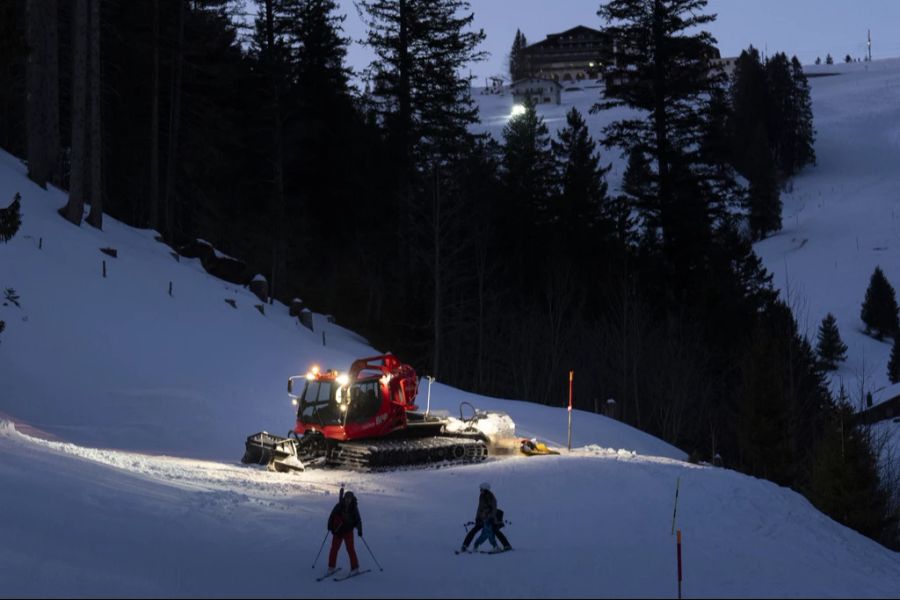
[{"xmin": 479, "ymin": 482, "xmax": 491, "ymax": 491}]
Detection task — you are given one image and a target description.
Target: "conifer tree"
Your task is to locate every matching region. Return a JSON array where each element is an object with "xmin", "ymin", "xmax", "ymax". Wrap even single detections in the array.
[
  {"xmin": 765, "ymin": 52, "xmax": 796, "ymax": 177},
  {"xmin": 282, "ymin": 0, "xmax": 356, "ymax": 203},
  {"xmin": 888, "ymin": 335, "xmax": 900, "ymax": 383},
  {"xmin": 861, "ymin": 266, "xmax": 900, "ymax": 339},
  {"xmin": 509, "ymin": 29, "xmax": 528, "ymax": 80},
  {"xmin": 0, "ymin": 192, "xmax": 20, "ymax": 344},
  {"xmin": 359, "ymin": 0, "xmax": 486, "ymax": 167},
  {"xmin": 825, "ymin": 53, "xmax": 834, "ymax": 65},
  {"xmin": 0, "ymin": 193, "xmax": 21, "ymax": 243},
  {"xmin": 286, "ymin": 0, "xmax": 352, "ymax": 111},
  {"xmin": 595, "ymin": 0, "xmax": 736, "ymax": 283},
  {"xmin": 790, "ymin": 56, "xmax": 816, "ymax": 172},
  {"xmin": 729, "ymin": 46, "xmax": 768, "ymax": 177},
  {"xmin": 502, "ymin": 99, "xmax": 554, "ymax": 224},
  {"xmin": 809, "ymin": 402, "xmax": 893, "ymax": 543},
  {"xmin": 746, "ymin": 123, "xmax": 781, "ymax": 240},
  {"xmin": 550, "ymin": 107, "xmax": 610, "ymax": 234},
  {"xmin": 816, "ymin": 312, "xmax": 847, "ymax": 371}
]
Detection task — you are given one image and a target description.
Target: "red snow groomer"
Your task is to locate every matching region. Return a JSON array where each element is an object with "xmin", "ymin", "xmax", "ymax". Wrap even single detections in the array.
[{"xmin": 243, "ymin": 354, "xmax": 509, "ymax": 471}]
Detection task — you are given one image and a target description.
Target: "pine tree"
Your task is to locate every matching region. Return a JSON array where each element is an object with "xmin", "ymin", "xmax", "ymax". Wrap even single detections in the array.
[
  {"xmin": 0, "ymin": 193, "xmax": 21, "ymax": 243},
  {"xmin": 861, "ymin": 266, "xmax": 900, "ymax": 340},
  {"xmin": 286, "ymin": 0, "xmax": 352, "ymax": 112},
  {"xmin": 509, "ymin": 29, "xmax": 528, "ymax": 81},
  {"xmin": 889, "ymin": 335, "xmax": 900, "ymax": 383},
  {"xmin": 502, "ymin": 99, "xmax": 554, "ymax": 224},
  {"xmin": 550, "ymin": 107, "xmax": 611, "ymax": 234},
  {"xmin": 745, "ymin": 123, "xmax": 781, "ymax": 240},
  {"xmin": 815, "ymin": 56, "xmax": 821, "ymax": 65},
  {"xmin": 359, "ymin": 0, "xmax": 486, "ymax": 167},
  {"xmin": 825, "ymin": 53, "xmax": 834, "ymax": 65},
  {"xmin": 765, "ymin": 52, "xmax": 796, "ymax": 177},
  {"xmin": 844, "ymin": 54, "xmax": 853, "ymax": 63},
  {"xmin": 816, "ymin": 312, "xmax": 848, "ymax": 371},
  {"xmin": 809, "ymin": 402, "xmax": 893, "ymax": 543},
  {"xmin": 729, "ymin": 46, "xmax": 768, "ymax": 177},
  {"xmin": 0, "ymin": 192, "xmax": 20, "ymax": 344},
  {"xmin": 595, "ymin": 0, "xmax": 736, "ymax": 288},
  {"xmin": 790, "ymin": 56, "xmax": 816, "ymax": 172}
]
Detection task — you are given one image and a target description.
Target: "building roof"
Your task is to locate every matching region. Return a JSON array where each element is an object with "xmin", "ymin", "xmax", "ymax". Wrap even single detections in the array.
[
  {"xmin": 510, "ymin": 77, "xmax": 563, "ymax": 89},
  {"xmin": 526, "ymin": 25, "xmax": 606, "ymax": 51}
]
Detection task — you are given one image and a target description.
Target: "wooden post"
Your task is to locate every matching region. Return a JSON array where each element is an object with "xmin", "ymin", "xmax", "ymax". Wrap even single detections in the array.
[
  {"xmin": 102, "ymin": 259, "xmax": 106, "ymax": 278},
  {"xmin": 39, "ymin": 237, "xmax": 42, "ymax": 250},
  {"xmin": 322, "ymin": 331, "xmax": 326, "ymax": 346},
  {"xmin": 567, "ymin": 370, "xmax": 573, "ymax": 451},
  {"xmin": 168, "ymin": 281, "xmax": 173, "ymax": 297}
]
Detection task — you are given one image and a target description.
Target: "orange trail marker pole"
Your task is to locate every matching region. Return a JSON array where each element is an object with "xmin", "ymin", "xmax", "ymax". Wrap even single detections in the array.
[{"xmin": 676, "ymin": 529, "xmax": 683, "ymax": 599}]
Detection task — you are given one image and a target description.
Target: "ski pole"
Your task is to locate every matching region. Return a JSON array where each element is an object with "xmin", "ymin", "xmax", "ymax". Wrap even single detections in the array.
[
  {"xmin": 311, "ymin": 530, "xmax": 329, "ymax": 569},
  {"xmin": 359, "ymin": 535, "xmax": 384, "ymax": 571}
]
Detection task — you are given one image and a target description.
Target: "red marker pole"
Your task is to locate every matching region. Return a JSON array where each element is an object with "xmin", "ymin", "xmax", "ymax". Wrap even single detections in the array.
[
  {"xmin": 676, "ymin": 530, "xmax": 683, "ymax": 599},
  {"xmin": 567, "ymin": 370, "xmax": 573, "ymax": 451}
]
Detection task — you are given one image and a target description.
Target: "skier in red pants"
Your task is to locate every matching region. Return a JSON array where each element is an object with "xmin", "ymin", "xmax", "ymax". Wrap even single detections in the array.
[{"xmin": 324, "ymin": 487, "xmax": 363, "ymax": 577}]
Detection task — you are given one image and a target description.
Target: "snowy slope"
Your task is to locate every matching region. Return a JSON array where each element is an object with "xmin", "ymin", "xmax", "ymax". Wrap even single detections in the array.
[
  {"xmin": 755, "ymin": 59, "xmax": 900, "ymax": 409},
  {"xmin": 1, "ymin": 60, "xmax": 900, "ymax": 597},
  {"xmin": 3, "ymin": 418, "xmax": 899, "ymax": 598},
  {"xmin": 0, "ymin": 152, "xmax": 680, "ymax": 463}
]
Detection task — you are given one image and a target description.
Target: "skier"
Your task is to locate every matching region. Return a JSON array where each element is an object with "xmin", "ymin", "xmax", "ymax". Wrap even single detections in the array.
[
  {"xmin": 324, "ymin": 486, "xmax": 363, "ymax": 577},
  {"xmin": 459, "ymin": 482, "xmax": 512, "ymax": 553}
]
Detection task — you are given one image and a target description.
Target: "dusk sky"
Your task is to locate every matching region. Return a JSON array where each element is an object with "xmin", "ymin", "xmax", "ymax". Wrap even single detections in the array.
[{"xmin": 336, "ymin": 0, "xmax": 900, "ymax": 83}]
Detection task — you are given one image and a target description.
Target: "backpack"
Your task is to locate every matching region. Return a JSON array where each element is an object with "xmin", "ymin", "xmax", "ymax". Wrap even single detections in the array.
[{"xmin": 495, "ymin": 508, "xmax": 505, "ymax": 529}]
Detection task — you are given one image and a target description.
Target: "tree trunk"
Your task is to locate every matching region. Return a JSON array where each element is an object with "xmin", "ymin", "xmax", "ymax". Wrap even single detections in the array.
[
  {"xmin": 431, "ymin": 167, "xmax": 441, "ymax": 378},
  {"xmin": 163, "ymin": 0, "xmax": 185, "ymax": 244},
  {"xmin": 263, "ymin": 0, "xmax": 286, "ymax": 301},
  {"xmin": 148, "ymin": 0, "xmax": 159, "ymax": 231},
  {"xmin": 60, "ymin": 0, "xmax": 88, "ymax": 226},
  {"xmin": 26, "ymin": 0, "xmax": 59, "ymax": 189},
  {"xmin": 85, "ymin": 0, "xmax": 102, "ymax": 229}
]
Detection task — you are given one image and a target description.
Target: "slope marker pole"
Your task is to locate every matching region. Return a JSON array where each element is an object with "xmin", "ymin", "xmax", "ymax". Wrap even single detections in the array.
[
  {"xmin": 671, "ymin": 476, "xmax": 681, "ymax": 534},
  {"xmin": 567, "ymin": 370, "xmax": 573, "ymax": 451},
  {"xmin": 676, "ymin": 529, "xmax": 683, "ymax": 599}
]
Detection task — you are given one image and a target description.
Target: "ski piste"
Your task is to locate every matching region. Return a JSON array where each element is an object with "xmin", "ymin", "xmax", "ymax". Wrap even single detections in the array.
[
  {"xmin": 316, "ymin": 568, "xmax": 341, "ymax": 582},
  {"xmin": 334, "ymin": 568, "xmax": 371, "ymax": 581}
]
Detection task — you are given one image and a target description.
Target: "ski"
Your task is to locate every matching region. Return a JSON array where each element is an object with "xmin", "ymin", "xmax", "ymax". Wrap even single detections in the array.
[
  {"xmin": 479, "ymin": 547, "xmax": 513, "ymax": 554},
  {"xmin": 316, "ymin": 568, "xmax": 341, "ymax": 582},
  {"xmin": 334, "ymin": 568, "xmax": 371, "ymax": 581},
  {"xmin": 454, "ymin": 549, "xmax": 473, "ymax": 555}
]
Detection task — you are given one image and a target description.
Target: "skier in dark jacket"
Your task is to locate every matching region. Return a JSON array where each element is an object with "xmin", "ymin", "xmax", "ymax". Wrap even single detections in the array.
[
  {"xmin": 459, "ymin": 482, "xmax": 512, "ymax": 553},
  {"xmin": 325, "ymin": 487, "xmax": 363, "ymax": 576}
]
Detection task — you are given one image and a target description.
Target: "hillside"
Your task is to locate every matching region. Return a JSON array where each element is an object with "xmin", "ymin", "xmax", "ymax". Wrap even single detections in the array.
[
  {"xmin": 1, "ymin": 63, "xmax": 900, "ymax": 597},
  {"xmin": 474, "ymin": 59, "xmax": 900, "ymax": 461}
]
